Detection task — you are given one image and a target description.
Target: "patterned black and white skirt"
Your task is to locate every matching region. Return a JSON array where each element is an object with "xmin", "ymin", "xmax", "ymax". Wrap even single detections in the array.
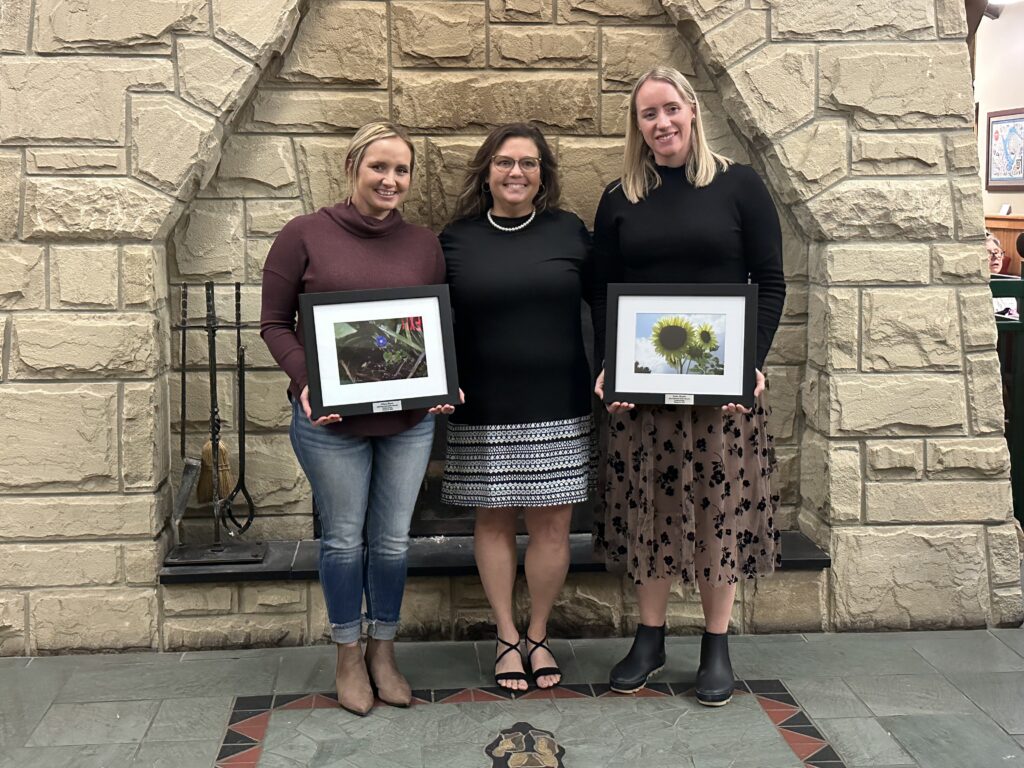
[{"xmin": 441, "ymin": 415, "xmax": 597, "ymax": 508}]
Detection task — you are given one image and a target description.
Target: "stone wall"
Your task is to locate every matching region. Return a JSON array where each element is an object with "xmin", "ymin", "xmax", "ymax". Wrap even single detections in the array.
[{"xmin": 0, "ymin": 0, "xmax": 1018, "ymax": 653}]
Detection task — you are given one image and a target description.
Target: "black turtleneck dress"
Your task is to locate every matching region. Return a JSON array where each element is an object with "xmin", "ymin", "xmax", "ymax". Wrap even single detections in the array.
[{"xmin": 439, "ymin": 209, "xmax": 596, "ymax": 508}]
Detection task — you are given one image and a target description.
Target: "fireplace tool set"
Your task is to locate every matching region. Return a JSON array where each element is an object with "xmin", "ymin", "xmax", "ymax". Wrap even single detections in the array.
[{"xmin": 165, "ymin": 281, "xmax": 267, "ymax": 566}]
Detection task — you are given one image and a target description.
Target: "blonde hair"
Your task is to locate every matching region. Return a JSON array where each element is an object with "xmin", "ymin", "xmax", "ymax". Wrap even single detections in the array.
[
  {"xmin": 345, "ymin": 121, "xmax": 416, "ymax": 184},
  {"xmin": 621, "ymin": 66, "xmax": 731, "ymax": 204}
]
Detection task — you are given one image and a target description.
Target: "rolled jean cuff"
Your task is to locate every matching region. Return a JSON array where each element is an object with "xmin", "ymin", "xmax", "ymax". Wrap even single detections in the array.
[
  {"xmin": 365, "ymin": 618, "xmax": 399, "ymax": 640},
  {"xmin": 330, "ymin": 619, "xmax": 362, "ymax": 645}
]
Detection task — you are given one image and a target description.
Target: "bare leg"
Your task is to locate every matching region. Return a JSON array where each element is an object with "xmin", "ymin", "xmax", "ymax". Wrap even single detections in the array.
[
  {"xmin": 636, "ymin": 577, "xmax": 673, "ymax": 628},
  {"xmin": 475, "ymin": 507, "xmax": 526, "ymax": 691},
  {"xmin": 697, "ymin": 580, "xmax": 737, "ymax": 634},
  {"xmin": 523, "ymin": 505, "xmax": 572, "ymax": 688}
]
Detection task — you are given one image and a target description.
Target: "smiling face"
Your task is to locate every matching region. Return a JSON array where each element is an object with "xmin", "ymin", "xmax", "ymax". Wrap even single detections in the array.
[
  {"xmin": 635, "ymin": 78, "xmax": 695, "ymax": 167},
  {"xmin": 348, "ymin": 136, "xmax": 412, "ymax": 220},
  {"xmin": 487, "ymin": 136, "xmax": 542, "ymax": 217}
]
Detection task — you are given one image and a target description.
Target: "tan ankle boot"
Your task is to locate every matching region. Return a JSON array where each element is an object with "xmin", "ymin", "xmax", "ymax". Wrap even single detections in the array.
[
  {"xmin": 336, "ymin": 642, "xmax": 374, "ymax": 716},
  {"xmin": 365, "ymin": 637, "xmax": 412, "ymax": 707}
]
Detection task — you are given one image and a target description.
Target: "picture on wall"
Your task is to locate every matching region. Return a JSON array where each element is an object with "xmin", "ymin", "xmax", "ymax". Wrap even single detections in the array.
[{"xmin": 987, "ymin": 108, "xmax": 1024, "ymax": 192}]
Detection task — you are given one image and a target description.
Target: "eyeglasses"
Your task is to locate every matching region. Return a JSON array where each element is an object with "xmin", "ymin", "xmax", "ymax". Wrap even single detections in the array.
[{"xmin": 491, "ymin": 155, "xmax": 541, "ymax": 173}]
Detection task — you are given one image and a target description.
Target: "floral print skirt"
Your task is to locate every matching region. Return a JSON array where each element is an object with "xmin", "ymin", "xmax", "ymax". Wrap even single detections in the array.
[{"xmin": 594, "ymin": 397, "xmax": 780, "ymax": 586}]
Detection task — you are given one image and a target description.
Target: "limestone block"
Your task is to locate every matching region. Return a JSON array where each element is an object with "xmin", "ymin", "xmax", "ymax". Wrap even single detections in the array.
[
  {"xmin": 173, "ymin": 199, "xmax": 245, "ymax": 280},
  {"xmin": 0, "ymin": 543, "xmax": 120, "ymax": 587},
  {"xmin": 946, "ymin": 132, "xmax": 979, "ymax": 174},
  {"xmin": 819, "ymin": 44, "xmax": 973, "ymax": 130},
  {"xmin": 205, "ymin": 135, "xmax": 298, "ymax": 198},
  {"xmin": 558, "ymin": 138, "xmax": 625, "ymax": 228},
  {"xmin": 0, "ymin": 245, "xmax": 45, "ymax": 310},
  {"xmin": 764, "ymin": 365, "xmax": 800, "ymax": 442},
  {"xmin": 213, "ymin": 0, "xmax": 301, "ymax": 63},
  {"xmin": 852, "ymin": 133, "xmax": 946, "ymax": 175},
  {"xmin": 602, "ymin": 28, "xmax": 697, "ymax": 91},
  {"xmin": 277, "ymin": 1, "xmax": 386, "ymax": 85},
  {"xmin": 179, "ymin": 510, "xmax": 312, "ymax": 544},
  {"xmin": 162, "ymin": 585, "xmax": 235, "ymax": 615},
  {"xmin": 959, "ymin": 287, "xmax": 998, "ymax": 351},
  {"xmin": 34, "ymin": 0, "xmax": 207, "ymax": 53},
  {"xmin": 0, "ymin": 151, "xmax": 21, "ymax": 239},
  {"xmin": 800, "ymin": 370, "xmax": 825, "ymax": 432},
  {"xmin": 246, "ymin": 239, "xmax": 274, "ymax": 282},
  {"xmin": 26, "ymin": 148, "xmax": 126, "ymax": 176},
  {"xmin": 828, "ymin": 374, "xmax": 966, "ymax": 436},
  {"xmin": 817, "ymin": 243, "xmax": 930, "ymax": 285},
  {"xmin": 396, "ymin": 577, "xmax": 452, "ymax": 640},
  {"xmin": 0, "ymin": 316, "xmax": 6, "ymax": 374},
  {"xmin": 10, "ymin": 314, "xmax": 159, "ymax": 379},
  {"xmin": 425, "ymin": 138, "xmax": 478, "ymax": 228},
  {"xmin": 952, "ymin": 177, "xmax": 986, "ymax": 239},
  {"xmin": 723, "ymin": 47, "xmax": 815, "ymax": 138},
  {"xmin": 932, "ymin": 243, "xmax": 987, "ymax": 284},
  {"xmin": 179, "ymin": 327, "xmax": 275, "ymax": 368},
  {"xmin": 782, "ymin": 282, "xmax": 808, "ymax": 319},
  {"xmin": 246, "ymin": 371, "xmax": 292, "ymax": 429},
  {"xmin": 171, "ymin": 373, "xmax": 234, "ymax": 432},
  {"xmin": 132, "ymin": 93, "xmax": 221, "ymax": 197},
  {"xmin": 967, "ymin": 353, "xmax": 1005, "ymax": 435},
  {"xmin": 936, "ymin": 0, "xmax": 968, "ymax": 37},
  {"xmin": 490, "ymin": 0, "xmax": 552, "ymax": 21},
  {"xmin": 123, "ymin": 381, "xmax": 170, "ymax": 490},
  {"xmin": 866, "ymin": 441, "xmax": 924, "ymax": 480},
  {"xmin": 124, "ymin": 541, "xmax": 162, "ymax": 585},
  {"xmin": 392, "ymin": 2, "xmax": 485, "ymax": 67},
  {"xmin": 30, "ymin": 588, "xmax": 155, "ymax": 651},
  {"xmin": 866, "ymin": 480, "xmax": 1011, "ymax": 524},
  {"xmin": 490, "ymin": 26, "xmax": 597, "ymax": 68},
  {"xmin": 991, "ymin": 586, "xmax": 1024, "ymax": 628},
  {"xmin": 799, "ymin": 432, "xmax": 861, "ymax": 523},
  {"xmin": 395, "ymin": 71, "xmax": 598, "ymax": 133},
  {"xmin": 547, "ymin": 573, "xmax": 624, "ymax": 638},
  {"xmin": 764, "ymin": 122, "xmax": 847, "ymax": 205},
  {"xmin": 164, "ymin": 613, "xmax": 304, "ymax": 650},
  {"xmin": 177, "ymin": 37, "xmax": 254, "ymax": 116},
  {"xmin": 744, "ymin": 571, "xmax": 826, "ymax": 633},
  {"xmin": 123, "ymin": 245, "xmax": 168, "ymax": 310},
  {"xmin": 801, "ymin": 179, "xmax": 953, "ymax": 241},
  {"xmin": 295, "ymin": 137, "xmax": 349, "ymax": 211},
  {"xmin": 601, "ymin": 93, "xmax": 630, "ymax": 136},
  {"xmin": 700, "ymin": 9, "xmax": 766, "ymax": 70},
  {"xmin": 400, "ymin": 137, "xmax": 431, "ymax": 229},
  {"xmin": 774, "ymin": 445, "xmax": 799, "ymax": 504},
  {"xmin": 765, "ymin": 324, "xmax": 806, "ymax": 366},
  {"xmin": 0, "ymin": 494, "xmax": 159, "ymax": 539},
  {"xmin": 0, "ymin": 593, "xmax": 26, "ymax": 655},
  {"xmin": 830, "ymin": 526, "xmax": 989, "ymax": 630},
  {"xmin": 987, "ymin": 523, "xmax": 1022, "ymax": 587},
  {"xmin": 51, "ymin": 245, "xmax": 119, "ymax": 309},
  {"xmin": 245, "ymin": 90, "xmax": 387, "ymax": 133},
  {"xmin": 245, "ymin": 434, "xmax": 310, "ymax": 509},
  {"xmin": 240, "ymin": 584, "xmax": 307, "ymax": 613},
  {"xmin": 806, "ymin": 287, "xmax": 858, "ymax": 370},
  {"xmin": 772, "ymin": 0, "xmax": 934, "ymax": 39},
  {"xmin": 779, "ymin": 204, "xmax": 806, "ymax": 277},
  {"xmin": 862, "ymin": 289, "xmax": 961, "ymax": 371},
  {"xmin": 246, "ymin": 200, "xmax": 304, "ymax": 238},
  {"xmin": 308, "ymin": 586, "xmax": 330, "ymax": 642},
  {"xmin": 23, "ymin": 178, "xmax": 176, "ymax": 241},
  {"xmin": 0, "ymin": 0, "xmax": 30, "ymax": 52},
  {"xmin": 558, "ymin": 0, "xmax": 665, "ymax": 23},
  {"xmin": 928, "ymin": 438, "xmax": 1011, "ymax": 479},
  {"xmin": 0, "ymin": 57, "xmax": 174, "ymax": 144}
]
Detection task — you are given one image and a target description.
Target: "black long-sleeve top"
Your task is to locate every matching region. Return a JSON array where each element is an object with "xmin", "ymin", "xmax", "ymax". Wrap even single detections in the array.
[{"xmin": 591, "ymin": 162, "xmax": 786, "ymax": 373}]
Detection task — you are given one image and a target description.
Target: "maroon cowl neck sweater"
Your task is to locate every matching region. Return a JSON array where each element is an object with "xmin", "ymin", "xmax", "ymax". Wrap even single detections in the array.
[{"xmin": 260, "ymin": 201, "xmax": 445, "ymax": 437}]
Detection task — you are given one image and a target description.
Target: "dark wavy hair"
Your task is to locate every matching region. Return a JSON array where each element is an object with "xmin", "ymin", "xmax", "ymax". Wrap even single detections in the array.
[{"xmin": 449, "ymin": 123, "xmax": 561, "ymax": 223}]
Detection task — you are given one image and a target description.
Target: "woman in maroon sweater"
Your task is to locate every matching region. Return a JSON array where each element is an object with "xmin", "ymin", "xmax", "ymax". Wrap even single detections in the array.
[{"xmin": 260, "ymin": 122, "xmax": 451, "ymax": 716}]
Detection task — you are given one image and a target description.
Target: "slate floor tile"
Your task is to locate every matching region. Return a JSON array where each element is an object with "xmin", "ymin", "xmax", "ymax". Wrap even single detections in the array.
[
  {"xmin": 881, "ymin": 713, "xmax": 1024, "ymax": 768},
  {"xmin": 26, "ymin": 700, "xmax": 160, "ymax": 746},
  {"xmin": 780, "ymin": 677, "xmax": 872, "ymax": 719},
  {"xmin": 909, "ymin": 633, "xmax": 1024, "ymax": 673},
  {"xmin": 131, "ymin": 739, "xmax": 221, "ymax": 767},
  {"xmin": 944, "ymin": 671, "xmax": 1024, "ymax": 734},
  {"xmin": 815, "ymin": 717, "xmax": 916, "ymax": 766},
  {"xmin": 843, "ymin": 674, "xmax": 980, "ymax": 717},
  {"xmin": 143, "ymin": 696, "xmax": 233, "ymax": 742}
]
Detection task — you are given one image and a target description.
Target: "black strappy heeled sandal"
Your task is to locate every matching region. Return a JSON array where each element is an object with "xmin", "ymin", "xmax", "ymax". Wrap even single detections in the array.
[
  {"xmin": 525, "ymin": 634, "xmax": 562, "ymax": 689},
  {"xmin": 494, "ymin": 636, "xmax": 529, "ymax": 690}
]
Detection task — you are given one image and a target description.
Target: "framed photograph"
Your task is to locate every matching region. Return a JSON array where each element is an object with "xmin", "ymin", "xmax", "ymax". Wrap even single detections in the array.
[
  {"xmin": 299, "ymin": 285, "xmax": 459, "ymax": 419},
  {"xmin": 604, "ymin": 283, "xmax": 758, "ymax": 408},
  {"xmin": 986, "ymin": 108, "xmax": 1024, "ymax": 192}
]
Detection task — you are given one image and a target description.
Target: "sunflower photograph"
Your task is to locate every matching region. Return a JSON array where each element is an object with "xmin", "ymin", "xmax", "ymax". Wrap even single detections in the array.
[
  {"xmin": 334, "ymin": 316, "xmax": 428, "ymax": 384},
  {"xmin": 634, "ymin": 312, "xmax": 726, "ymax": 375}
]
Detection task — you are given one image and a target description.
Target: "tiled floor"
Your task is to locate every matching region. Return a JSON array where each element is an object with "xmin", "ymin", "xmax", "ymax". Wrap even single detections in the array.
[{"xmin": 3, "ymin": 629, "xmax": 1024, "ymax": 767}]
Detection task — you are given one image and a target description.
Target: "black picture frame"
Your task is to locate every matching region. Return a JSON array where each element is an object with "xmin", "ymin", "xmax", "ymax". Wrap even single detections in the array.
[
  {"xmin": 604, "ymin": 283, "xmax": 758, "ymax": 408},
  {"xmin": 299, "ymin": 285, "xmax": 459, "ymax": 419}
]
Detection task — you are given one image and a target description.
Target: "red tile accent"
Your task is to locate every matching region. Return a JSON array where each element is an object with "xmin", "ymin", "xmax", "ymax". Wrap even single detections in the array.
[
  {"xmin": 550, "ymin": 687, "xmax": 590, "ymax": 699},
  {"xmin": 756, "ymin": 695, "xmax": 799, "ymax": 713},
  {"xmin": 765, "ymin": 706, "xmax": 799, "ymax": 725},
  {"xmin": 780, "ymin": 730, "xmax": 827, "ymax": 761},
  {"xmin": 632, "ymin": 687, "xmax": 668, "ymax": 698},
  {"xmin": 520, "ymin": 688, "xmax": 555, "ymax": 701},
  {"xmin": 311, "ymin": 694, "xmax": 339, "ymax": 709},
  {"xmin": 471, "ymin": 689, "xmax": 508, "ymax": 702},
  {"xmin": 435, "ymin": 689, "xmax": 475, "ymax": 704},
  {"xmin": 217, "ymin": 746, "xmax": 263, "ymax": 767},
  {"xmin": 279, "ymin": 694, "xmax": 314, "ymax": 710},
  {"xmin": 229, "ymin": 711, "xmax": 270, "ymax": 741}
]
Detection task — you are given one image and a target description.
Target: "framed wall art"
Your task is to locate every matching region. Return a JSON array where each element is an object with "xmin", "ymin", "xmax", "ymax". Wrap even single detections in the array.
[
  {"xmin": 987, "ymin": 108, "xmax": 1024, "ymax": 192},
  {"xmin": 300, "ymin": 285, "xmax": 459, "ymax": 418}
]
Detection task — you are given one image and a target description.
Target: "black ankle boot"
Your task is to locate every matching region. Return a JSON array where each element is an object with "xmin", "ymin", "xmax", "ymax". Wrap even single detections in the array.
[
  {"xmin": 695, "ymin": 631, "xmax": 734, "ymax": 706},
  {"xmin": 609, "ymin": 623, "xmax": 666, "ymax": 693}
]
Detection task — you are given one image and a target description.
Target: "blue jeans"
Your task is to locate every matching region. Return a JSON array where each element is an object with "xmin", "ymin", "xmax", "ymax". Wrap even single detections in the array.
[{"xmin": 289, "ymin": 400, "xmax": 434, "ymax": 644}]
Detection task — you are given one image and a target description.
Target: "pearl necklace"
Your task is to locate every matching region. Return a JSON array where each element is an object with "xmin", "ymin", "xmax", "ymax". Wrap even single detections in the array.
[{"xmin": 487, "ymin": 207, "xmax": 535, "ymax": 232}]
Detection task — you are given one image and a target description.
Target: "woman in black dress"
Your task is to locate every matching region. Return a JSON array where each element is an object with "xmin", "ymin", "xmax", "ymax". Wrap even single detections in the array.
[
  {"xmin": 592, "ymin": 67, "xmax": 785, "ymax": 705},
  {"xmin": 441, "ymin": 123, "xmax": 594, "ymax": 691}
]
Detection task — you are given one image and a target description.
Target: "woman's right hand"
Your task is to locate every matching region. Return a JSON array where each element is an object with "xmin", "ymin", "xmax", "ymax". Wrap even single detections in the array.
[
  {"xmin": 300, "ymin": 385, "xmax": 342, "ymax": 426},
  {"xmin": 594, "ymin": 369, "xmax": 634, "ymax": 414}
]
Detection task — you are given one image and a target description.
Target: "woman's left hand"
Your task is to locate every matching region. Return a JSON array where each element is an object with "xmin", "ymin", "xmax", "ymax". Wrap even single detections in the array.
[
  {"xmin": 429, "ymin": 388, "xmax": 465, "ymax": 415},
  {"xmin": 721, "ymin": 369, "xmax": 765, "ymax": 415}
]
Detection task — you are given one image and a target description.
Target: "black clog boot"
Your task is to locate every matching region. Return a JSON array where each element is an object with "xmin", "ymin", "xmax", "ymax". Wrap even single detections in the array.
[
  {"xmin": 695, "ymin": 631, "xmax": 734, "ymax": 706},
  {"xmin": 609, "ymin": 623, "xmax": 666, "ymax": 693}
]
